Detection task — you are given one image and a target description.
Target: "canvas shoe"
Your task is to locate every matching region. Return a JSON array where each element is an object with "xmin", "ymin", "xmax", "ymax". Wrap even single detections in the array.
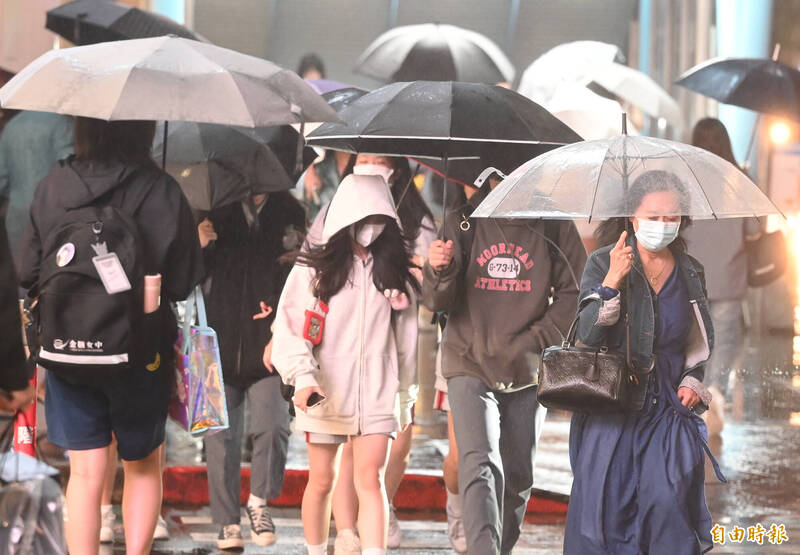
[
  {"xmin": 217, "ymin": 524, "xmax": 245, "ymax": 550},
  {"xmin": 246, "ymin": 501, "xmax": 277, "ymax": 546}
]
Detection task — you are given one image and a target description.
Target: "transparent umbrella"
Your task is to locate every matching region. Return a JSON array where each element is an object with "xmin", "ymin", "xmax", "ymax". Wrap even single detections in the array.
[{"xmin": 472, "ymin": 131, "xmax": 782, "ymax": 221}]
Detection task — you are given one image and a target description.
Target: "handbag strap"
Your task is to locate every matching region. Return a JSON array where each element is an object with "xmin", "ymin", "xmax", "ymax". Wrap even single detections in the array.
[{"xmin": 181, "ymin": 285, "xmax": 207, "ymax": 353}]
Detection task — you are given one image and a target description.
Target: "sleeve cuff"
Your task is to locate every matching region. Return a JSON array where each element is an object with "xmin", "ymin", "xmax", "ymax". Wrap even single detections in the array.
[
  {"xmin": 679, "ymin": 375, "xmax": 712, "ymax": 407},
  {"xmin": 583, "ymin": 290, "xmax": 621, "ymax": 326},
  {"xmin": 294, "ymin": 373, "xmax": 319, "ymax": 391}
]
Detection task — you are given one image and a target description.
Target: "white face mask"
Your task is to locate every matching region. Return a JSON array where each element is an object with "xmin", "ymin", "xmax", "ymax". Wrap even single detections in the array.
[
  {"xmin": 635, "ymin": 219, "xmax": 681, "ymax": 251},
  {"xmin": 353, "ymin": 222, "xmax": 386, "ymax": 247},
  {"xmin": 353, "ymin": 163, "xmax": 394, "ymax": 184}
]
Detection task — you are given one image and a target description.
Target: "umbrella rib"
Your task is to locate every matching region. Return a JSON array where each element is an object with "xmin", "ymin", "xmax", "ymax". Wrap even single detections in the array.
[
  {"xmin": 668, "ymin": 144, "xmax": 717, "ymax": 219},
  {"xmin": 586, "ymin": 142, "xmax": 611, "ymax": 222}
]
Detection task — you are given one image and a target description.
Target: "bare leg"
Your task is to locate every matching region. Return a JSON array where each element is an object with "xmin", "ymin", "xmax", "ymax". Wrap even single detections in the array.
[
  {"xmin": 101, "ymin": 436, "xmax": 118, "ymax": 506},
  {"xmin": 352, "ymin": 434, "xmax": 391, "ymax": 550},
  {"xmin": 385, "ymin": 424, "xmax": 412, "ymax": 501},
  {"xmin": 303, "ymin": 443, "xmax": 342, "ymax": 545},
  {"xmin": 332, "ymin": 440, "xmax": 358, "ymax": 532},
  {"xmin": 443, "ymin": 412, "xmax": 459, "ymax": 494},
  {"xmin": 120, "ymin": 446, "xmax": 162, "ymax": 555},
  {"xmin": 65, "ymin": 447, "xmax": 109, "ymax": 554}
]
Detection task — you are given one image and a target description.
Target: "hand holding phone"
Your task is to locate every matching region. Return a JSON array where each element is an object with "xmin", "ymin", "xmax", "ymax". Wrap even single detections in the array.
[
  {"xmin": 306, "ymin": 391, "xmax": 327, "ymax": 407},
  {"xmin": 294, "ymin": 386, "xmax": 327, "ymax": 412}
]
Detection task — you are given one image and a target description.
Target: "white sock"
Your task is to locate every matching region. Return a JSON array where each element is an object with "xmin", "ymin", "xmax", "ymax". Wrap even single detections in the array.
[
  {"xmin": 305, "ymin": 542, "xmax": 327, "ymax": 555},
  {"xmin": 101, "ymin": 504, "xmax": 113, "ymax": 516},
  {"xmin": 247, "ymin": 493, "xmax": 266, "ymax": 508},
  {"xmin": 361, "ymin": 548, "xmax": 386, "ymax": 555}
]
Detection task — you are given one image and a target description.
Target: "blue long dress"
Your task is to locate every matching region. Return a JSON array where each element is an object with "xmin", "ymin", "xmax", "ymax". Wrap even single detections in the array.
[{"xmin": 564, "ymin": 266, "xmax": 723, "ymax": 554}]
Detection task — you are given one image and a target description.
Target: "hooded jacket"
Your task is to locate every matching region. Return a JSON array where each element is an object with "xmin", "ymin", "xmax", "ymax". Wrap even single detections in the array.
[
  {"xmin": 202, "ymin": 193, "xmax": 305, "ymax": 388},
  {"xmin": 422, "ymin": 186, "xmax": 587, "ymax": 391},
  {"xmin": 272, "ymin": 174, "xmax": 419, "ymax": 436},
  {"xmin": 20, "ymin": 157, "xmax": 204, "ymax": 356}
]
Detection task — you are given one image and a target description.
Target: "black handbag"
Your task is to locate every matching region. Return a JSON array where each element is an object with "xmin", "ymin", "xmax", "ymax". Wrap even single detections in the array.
[
  {"xmin": 537, "ymin": 289, "xmax": 637, "ymax": 414},
  {"xmin": 747, "ymin": 230, "xmax": 786, "ymax": 287}
]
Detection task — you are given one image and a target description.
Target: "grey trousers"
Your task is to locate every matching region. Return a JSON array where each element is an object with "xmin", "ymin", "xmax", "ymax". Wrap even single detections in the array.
[
  {"xmin": 448, "ymin": 375, "xmax": 539, "ymax": 555},
  {"xmin": 205, "ymin": 376, "xmax": 290, "ymax": 525},
  {"xmin": 705, "ymin": 300, "xmax": 744, "ymax": 395}
]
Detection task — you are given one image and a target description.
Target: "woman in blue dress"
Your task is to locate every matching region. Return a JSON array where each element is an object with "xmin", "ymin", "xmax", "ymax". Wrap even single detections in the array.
[{"xmin": 565, "ymin": 170, "xmax": 726, "ymax": 555}]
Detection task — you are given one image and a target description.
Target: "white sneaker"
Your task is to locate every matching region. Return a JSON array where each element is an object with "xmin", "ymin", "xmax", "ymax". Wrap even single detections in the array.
[
  {"xmin": 153, "ymin": 515, "xmax": 170, "ymax": 540},
  {"xmin": 99, "ymin": 505, "xmax": 115, "ymax": 544},
  {"xmin": 334, "ymin": 527, "xmax": 361, "ymax": 554},
  {"xmin": 387, "ymin": 505, "xmax": 402, "ymax": 549},
  {"xmin": 446, "ymin": 492, "xmax": 467, "ymax": 553}
]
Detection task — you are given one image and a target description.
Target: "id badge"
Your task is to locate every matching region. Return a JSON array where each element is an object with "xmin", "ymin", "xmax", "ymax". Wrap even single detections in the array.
[
  {"xmin": 303, "ymin": 300, "xmax": 329, "ymax": 346},
  {"xmin": 92, "ymin": 253, "xmax": 132, "ymax": 294}
]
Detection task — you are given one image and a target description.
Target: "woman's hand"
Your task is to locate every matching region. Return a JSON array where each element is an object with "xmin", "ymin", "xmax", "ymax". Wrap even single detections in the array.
[
  {"xmin": 0, "ymin": 384, "xmax": 35, "ymax": 412},
  {"xmin": 677, "ymin": 386, "xmax": 700, "ymax": 409},
  {"xmin": 197, "ymin": 218, "xmax": 217, "ymax": 248},
  {"xmin": 262, "ymin": 339, "xmax": 274, "ymax": 373},
  {"xmin": 603, "ymin": 231, "xmax": 634, "ymax": 289},
  {"xmin": 294, "ymin": 385, "xmax": 326, "ymax": 413},
  {"xmin": 428, "ymin": 240, "xmax": 454, "ymax": 271}
]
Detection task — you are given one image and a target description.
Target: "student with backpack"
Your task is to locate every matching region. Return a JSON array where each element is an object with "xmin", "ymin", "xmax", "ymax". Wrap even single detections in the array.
[
  {"xmin": 272, "ymin": 173, "xmax": 420, "ymax": 555},
  {"xmin": 19, "ymin": 117, "xmax": 203, "ymax": 555},
  {"xmin": 422, "ymin": 173, "xmax": 587, "ymax": 555}
]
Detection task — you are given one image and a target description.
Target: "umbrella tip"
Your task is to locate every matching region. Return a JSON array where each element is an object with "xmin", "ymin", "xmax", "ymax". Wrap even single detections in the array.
[{"xmin": 621, "ymin": 112, "xmax": 628, "ymax": 135}]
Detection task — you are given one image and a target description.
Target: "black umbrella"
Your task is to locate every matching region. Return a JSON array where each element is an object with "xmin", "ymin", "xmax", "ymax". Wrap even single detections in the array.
[
  {"xmin": 306, "ymin": 81, "xmax": 582, "ymax": 233},
  {"xmin": 47, "ymin": 0, "xmax": 198, "ymax": 45},
  {"xmin": 676, "ymin": 55, "xmax": 800, "ymax": 122},
  {"xmin": 152, "ymin": 122, "xmax": 314, "ymax": 211},
  {"xmin": 355, "ymin": 23, "xmax": 515, "ymax": 84}
]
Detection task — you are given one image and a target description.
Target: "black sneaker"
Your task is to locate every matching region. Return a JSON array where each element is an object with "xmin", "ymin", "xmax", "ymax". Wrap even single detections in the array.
[
  {"xmin": 246, "ymin": 502, "xmax": 277, "ymax": 546},
  {"xmin": 217, "ymin": 524, "xmax": 244, "ymax": 551}
]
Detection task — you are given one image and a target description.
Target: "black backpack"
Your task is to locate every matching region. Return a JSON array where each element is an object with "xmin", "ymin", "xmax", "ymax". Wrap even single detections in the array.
[{"xmin": 29, "ymin": 171, "xmax": 159, "ymax": 379}]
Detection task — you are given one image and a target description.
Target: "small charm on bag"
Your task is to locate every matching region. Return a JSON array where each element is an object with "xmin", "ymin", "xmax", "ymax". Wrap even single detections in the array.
[{"xmin": 303, "ymin": 300, "xmax": 329, "ymax": 345}]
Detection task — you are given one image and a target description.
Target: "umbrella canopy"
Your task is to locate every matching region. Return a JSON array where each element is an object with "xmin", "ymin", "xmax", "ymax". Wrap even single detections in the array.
[
  {"xmin": 518, "ymin": 40, "xmax": 623, "ymax": 106},
  {"xmin": 591, "ymin": 62, "xmax": 683, "ymax": 128},
  {"xmin": 47, "ymin": 0, "xmax": 198, "ymax": 45},
  {"xmin": 295, "ymin": 85, "xmax": 368, "ymax": 137},
  {"xmin": 472, "ymin": 134, "xmax": 782, "ymax": 221},
  {"xmin": 355, "ymin": 23, "xmax": 515, "ymax": 84},
  {"xmin": 0, "ymin": 36, "xmax": 339, "ymax": 127},
  {"xmin": 676, "ymin": 57, "xmax": 800, "ymax": 122},
  {"xmin": 152, "ymin": 123, "xmax": 314, "ymax": 211},
  {"xmin": 546, "ymin": 83, "xmax": 636, "ymax": 140},
  {"xmin": 305, "ymin": 81, "xmax": 582, "ymax": 161}
]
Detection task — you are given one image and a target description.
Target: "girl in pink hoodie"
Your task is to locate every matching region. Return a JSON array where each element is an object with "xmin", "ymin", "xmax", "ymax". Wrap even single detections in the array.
[{"xmin": 272, "ymin": 174, "xmax": 420, "ymax": 555}]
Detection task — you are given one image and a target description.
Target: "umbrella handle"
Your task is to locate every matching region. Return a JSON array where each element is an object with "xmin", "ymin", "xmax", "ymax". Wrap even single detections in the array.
[{"xmin": 440, "ymin": 154, "xmax": 448, "ymax": 240}]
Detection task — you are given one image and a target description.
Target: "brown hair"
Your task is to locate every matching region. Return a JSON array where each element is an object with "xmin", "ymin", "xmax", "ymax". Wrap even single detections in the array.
[{"xmin": 74, "ymin": 117, "xmax": 156, "ymax": 166}]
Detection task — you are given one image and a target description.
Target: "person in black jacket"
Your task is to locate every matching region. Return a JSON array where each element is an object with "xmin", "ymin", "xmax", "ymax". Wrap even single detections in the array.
[
  {"xmin": 0, "ymin": 199, "xmax": 33, "ymax": 411},
  {"xmin": 20, "ymin": 117, "xmax": 203, "ymax": 555},
  {"xmin": 197, "ymin": 190, "xmax": 305, "ymax": 550}
]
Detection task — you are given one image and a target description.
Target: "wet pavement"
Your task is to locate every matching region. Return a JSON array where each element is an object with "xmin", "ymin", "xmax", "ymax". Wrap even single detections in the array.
[{"xmin": 99, "ymin": 330, "xmax": 800, "ymax": 552}]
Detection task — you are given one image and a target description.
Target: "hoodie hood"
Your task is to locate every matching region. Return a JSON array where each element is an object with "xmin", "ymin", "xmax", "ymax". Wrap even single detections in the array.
[
  {"xmin": 55, "ymin": 156, "xmax": 140, "ymax": 210},
  {"xmin": 321, "ymin": 174, "xmax": 400, "ymax": 243}
]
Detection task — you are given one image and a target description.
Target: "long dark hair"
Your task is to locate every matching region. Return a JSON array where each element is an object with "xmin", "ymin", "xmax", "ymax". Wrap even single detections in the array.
[
  {"xmin": 691, "ymin": 117, "xmax": 739, "ymax": 168},
  {"xmin": 296, "ymin": 216, "xmax": 420, "ymax": 304},
  {"xmin": 74, "ymin": 117, "xmax": 156, "ymax": 166},
  {"xmin": 344, "ymin": 156, "xmax": 436, "ymax": 243},
  {"xmin": 595, "ymin": 169, "xmax": 692, "ymax": 251}
]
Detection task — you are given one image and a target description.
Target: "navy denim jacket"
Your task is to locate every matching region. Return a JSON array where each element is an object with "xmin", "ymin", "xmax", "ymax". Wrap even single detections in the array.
[{"xmin": 576, "ymin": 237, "xmax": 715, "ymax": 411}]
